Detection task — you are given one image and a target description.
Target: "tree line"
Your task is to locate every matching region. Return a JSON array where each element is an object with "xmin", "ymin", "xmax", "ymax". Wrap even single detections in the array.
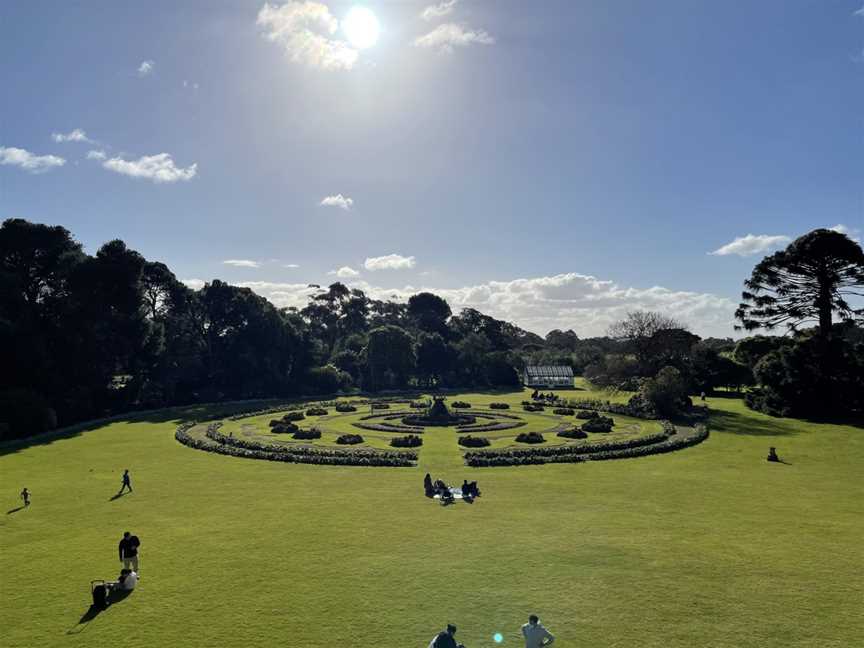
[{"xmin": 1, "ymin": 220, "xmax": 861, "ymax": 440}]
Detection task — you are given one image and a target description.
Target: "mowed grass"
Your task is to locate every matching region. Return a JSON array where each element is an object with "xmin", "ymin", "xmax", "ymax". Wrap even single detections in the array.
[{"xmin": 0, "ymin": 388, "xmax": 861, "ymax": 648}]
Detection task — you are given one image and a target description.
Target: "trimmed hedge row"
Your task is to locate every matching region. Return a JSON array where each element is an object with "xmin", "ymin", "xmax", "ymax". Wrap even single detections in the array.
[
  {"xmin": 336, "ymin": 434, "xmax": 364, "ymax": 445},
  {"xmin": 451, "ymin": 401, "xmax": 471, "ymax": 409},
  {"xmin": 455, "ymin": 421, "xmax": 526, "ymax": 434},
  {"xmin": 576, "ymin": 410, "xmax": 598, "ymax": 419},
  {"xmin": 557, "ymin": 427, "xmax": 588, "ymax": 439},
  {"xmin": 553, "ymin": 408, "xmax": 575, "ymax": 416},
  {"xmin": 522, "ymin": 403, "xmax": 544, "ymax": 412},
  {"xmin": 581, "ymin": 416, "xmax": 614, "ymax": 433},
  {"xmin": 563, "ymin": 395, "xmax": 659, "ymax": 420},
  {"xmin": 292, "ymin": 428, "xmax": 321, "ymax": 440},
  {"xmin": 282, "ymin": 411, "xmax": 305, "ymax": 422},
  {"xmin": 335, "ymin": 403, "xmax": 358, "ymax": 412},
  {"xmin": 271, "ymin": 422, "xmax": 299, "ymax": 434},
  {"xmin": 175, "ymin": 423, "xmax": 416, "ymax": 467},
  {"xmin": 489, "ymin": 402, "xmax": 510, "ymax": 409},
  {"xmin": 352, "ymin": 421, "xmax": 424, "ymax": 433},
  {"xmin": 465, "ymin": 423, "xmax": 707, "ymax": 467},
  {"xmin": 458, "ymin": 435, "xmax": 491, "ymax": 447},
  {"xmin": 516, "ymin": 431, "xmax": 545, "ymax": 444},
  {"xmin": 390, "ymin": 434, "xmax": 422, "ymax": 448},
  {"xmin": 306, "ymin": 407, "xmax": 328, "ymax": 416}
]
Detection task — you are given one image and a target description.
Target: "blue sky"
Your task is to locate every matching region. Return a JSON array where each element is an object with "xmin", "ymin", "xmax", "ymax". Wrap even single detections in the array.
[{"xmin": 2, "ymin": 0, "xmax": 862, "ymax": 337}]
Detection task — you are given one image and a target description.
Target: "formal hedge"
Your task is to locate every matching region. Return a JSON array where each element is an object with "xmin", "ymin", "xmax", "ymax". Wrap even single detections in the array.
[
  {"xmin": 175, "ymin": 423, "xmax": 416, "ymax": 466},
  {"xmin": 271, "ymin": 422, "xmax": 299, "ymax": 434},
  {"xmin": 557, "ymin": 427, "xmax": 588, "ymax": 439},
  {"xmin": 576, "ymin": 410, "xmax": 598, "ymax": 419},
  {"xmin": 410, "ymin": 401, "xmax": 429, "ymax": 409},
  {"xmin": 352, "ymin": 421, "xmax": 424, "ymax": 433},
  {"xmin": 458, "ymin": 435, "xmax": 491, "ymax": 447},
  {"xmin": 522, "ymin": 403, "xmax": 544, "ymax": 412},
  {"xmin": 282, "ymin": 411, "xmax": 306, "ymax": 422},
  {"xmin": 390, "ymin": 434, "xmax": 422, "ymax": 448},
  {"xmin": 292, "ymin": 428, "xmax": 322, "ymax": 440},
  {"xmin": 335, "ymin": 402, "xmax": 357, "ymax": 412},
  {"xmin": 451, "ymin": 401, "xmax": 471, "ymax": 408},
  {"xmin": 371, "ymin": 403, "xmax": 391, "ymax": 410},
  {"xmin": 553, "ymin": 407, "xmax": 575, "ymax": 416},
  {"xmin": 336, "ymin": 434, "xmax": 364, "ymax": 445},
  {"xmin": 489, "ymin": 402, "xmax": 510, "ymax": 409},
  {"xmin": 516, "ymin": 431, "xmax": 545, "ymax": 444},
  {"xmin": 455, "ymin": 420, "xmax": 526, "ymax": 434},
  {"xmin": 564, "ymin": 394, "xmax": 659, "ymax": 419},
  {"xmin": 581, "ymin": 416, "xmax": 614, "ymax": 433},
  {"xmin": 306, "ymin": 407, "xmax": 328, "ymax": 416}
]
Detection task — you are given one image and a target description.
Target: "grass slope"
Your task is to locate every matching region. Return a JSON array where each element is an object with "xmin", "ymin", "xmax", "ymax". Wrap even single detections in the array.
[{"xmin": 0, "ymin": 389, "xmax": 861, "ymax": 648}]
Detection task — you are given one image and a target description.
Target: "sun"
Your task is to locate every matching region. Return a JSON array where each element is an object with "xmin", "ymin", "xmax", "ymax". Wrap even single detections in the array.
[{"xmin": 341, "ymin": 7, "xmax": 380, "ymax": 50}]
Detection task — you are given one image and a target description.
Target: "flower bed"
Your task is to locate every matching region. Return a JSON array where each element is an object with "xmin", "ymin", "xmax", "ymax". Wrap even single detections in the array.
[
  {"xmin": 336, "ymin": 434, "xmax": 364, "ymax": 445},
  {"xmin": 175, "ymin": 423, "xmax": 416, "ymax": 466},
  {"xmin": 458, "ymin": 435, "xmax": 491, "ymax": 447},
  {"xmin": 390, "ymin": 434, "xmax": 422, "ymax": 448}
]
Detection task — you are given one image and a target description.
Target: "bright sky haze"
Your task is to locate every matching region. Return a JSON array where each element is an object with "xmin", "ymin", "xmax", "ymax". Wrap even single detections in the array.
[{"xmin": 2, "ymin": 1, "xmax": 862, "ymax": 337}]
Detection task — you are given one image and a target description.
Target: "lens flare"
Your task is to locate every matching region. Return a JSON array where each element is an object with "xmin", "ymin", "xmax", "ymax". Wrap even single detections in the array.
[
  {"xmin": 493, "ymin": 632, "xmax": 504, "ymax": 643},
  {"xmin": 342, "ymin": 7, "xmax": 380, "ymax": 49}
]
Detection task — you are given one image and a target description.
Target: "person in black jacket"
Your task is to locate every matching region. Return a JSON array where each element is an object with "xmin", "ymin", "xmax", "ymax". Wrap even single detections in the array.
[
  {"xmin": 118, "ymin": 531, "xmax": 141, "ymax": 573},
  {"xmin": 429, "ymin": 624, "xmax": 465, "ymax": 648}
]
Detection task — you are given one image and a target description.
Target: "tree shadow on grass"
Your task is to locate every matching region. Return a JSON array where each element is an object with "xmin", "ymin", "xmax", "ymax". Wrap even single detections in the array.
[
  {"xmin": 708, "ymin": 409, "xmax": 799, "ymax": 437},
  {"xmin": 68, "ymin": 589, "xmax": 133, "ymax": 635}
]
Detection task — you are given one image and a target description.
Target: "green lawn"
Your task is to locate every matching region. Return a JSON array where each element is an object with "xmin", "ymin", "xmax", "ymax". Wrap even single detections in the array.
[{"xmin": 0, "ymin": 388, "xmax": 861, "ymax": 647}]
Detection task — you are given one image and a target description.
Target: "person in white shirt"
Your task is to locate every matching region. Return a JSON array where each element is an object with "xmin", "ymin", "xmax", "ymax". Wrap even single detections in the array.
[
  {"xmin": 521, "ymin": 614, "xmax": 555, "ymax": 648},
  {"xmin": 119, "ymin": 569, "xmax": 138, "ymax": 591}
]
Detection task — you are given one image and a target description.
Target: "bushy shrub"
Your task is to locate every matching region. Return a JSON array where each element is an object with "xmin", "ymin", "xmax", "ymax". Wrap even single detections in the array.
[
  {"xmin": 640, "ymin": 367, "xmax": 689, "ymax": 417},
  {"xmin": 391, "ymin": 434, "xmax": 422, "ymax": 448},
  {"xmin": 489, "ymin": 402, "xmax": 510, "ymax": 409},
  {"xmin": 576, "ymin": 410, "xmax": 598, "ymax": 419},
  {"xmin": 557, "ymin": 427, "xmax": 588, "ymax": 439},
  {"xmin": 335, "ymin": 402, "xmax": 357, "ymax": 413},
  {"xmin": 581, "ymin": 416, "xmax": 614, "ymax": 433},
  {"xmin": 271, "ymin": 422, "xmax": 299, "ymax": 434},
  {"xmin": 305, "ymin": 407, "xmax": 328, "ymax": 416},
  {"xmin": 553, "ymin": 407, "xmax": 575, "ymax": 416},
  {"xmin": 451, "ymin": 401, "xmax": 471, "ymax": 408},
  {"xmin": 292, "ymin": 427, "xmax": 322, "ymax": 440},
  {"xmin": 516, "ymin": 431, "xmax": 545, "ymax": 444},
  {"xmin": 282, "ymin": 411, "xmax": 305, "ymax": 422},
  {"xmin": 522, "ymin": 403, "xmax": 544, "ymax": 412},
  {"xmin": 336, "ymin": 434, "xmax": 364, "ymax": 445},
  {"xmin": 458, "ymin": 435, "xmax": 491, "ymax": 447}
]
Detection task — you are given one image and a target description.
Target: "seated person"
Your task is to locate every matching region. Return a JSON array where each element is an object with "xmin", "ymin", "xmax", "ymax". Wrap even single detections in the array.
[
  {"xmin": 434, "ymin": 479, "xmax": 448, "ymax": 495},
  {"xmin": 767, "ymin": 447, "xmax": 781, "ymax": 463},
  {"xmin": 108, "ymin": 568, "xmax": 139, "ymax": 593},
  {"xmin": 461, "ymin": 479, "xmax": 471, "ymax": 496},
  {"xmin": 469, "ymin": 481, "xmax": 480, "ymax": 497}
]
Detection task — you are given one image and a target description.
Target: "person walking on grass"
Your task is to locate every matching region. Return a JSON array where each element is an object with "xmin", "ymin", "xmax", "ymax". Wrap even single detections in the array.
[
  {"xmin": 522, "ymin": 615, "xmax": 555, "ymax": 648},
  {"xmin": 119, "ymin": 531, "xmax": 141, "ymax": 573},
  {"xmin": 20, "ymin": 487, "xmax": 30, "ymax": 507},
  {"xmin": 118, "ymin": 469, "xmax": 132, "ymax": 495},
  {"xmin": 429, "ymin": 624, "xmax": 464, "ymax": 648}
]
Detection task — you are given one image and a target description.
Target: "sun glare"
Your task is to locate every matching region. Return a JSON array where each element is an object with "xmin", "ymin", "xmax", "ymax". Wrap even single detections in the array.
[{"xmin": 342, "ymin": 7, "xmax": 380, "ymax": 50}]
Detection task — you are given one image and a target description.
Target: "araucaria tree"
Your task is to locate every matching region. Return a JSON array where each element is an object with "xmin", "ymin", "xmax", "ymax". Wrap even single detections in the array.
[{"xmin": 736, "ymin": 229, "xmax": 864, "ymax": 338}]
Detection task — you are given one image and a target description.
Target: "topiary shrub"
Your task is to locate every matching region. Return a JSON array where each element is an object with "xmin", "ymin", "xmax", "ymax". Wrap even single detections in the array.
[
  {"xmin": 336, "ymin": 433, "xmax": 364, "ymax": 445},
  {"xmin": 557, "ymin": 427, "xmax": 588, "ymax": 439},
  {"xmin": 553, "ymin": 407, "xmax": 575, "ymax": 416},
  {"xmin": 292, "ymin": 427, "xmax": 322, "ymax": 440},
  {"xmin": 576, "ymin": 410, "xmax": 599, "ymax": 419},
  {"xmin": 581, "ymin": 416, "xmax": 614, "ymax": 433},
  {"xmin": 391, "ymin": 434, "xmax": 422, "ymax": 448},
  {"xmin": 522, "ymin": 403, "xmax": 544, "ymax": 412},
  {"xmin": 271, "ymin": 422, "xmax": 299, "ymax": 434},
  {"xmin": 451, "ymin": 401, "xmax": 471, "ymax": 409},
  {"xmin": 516, "ymin": 431, "xmax": 545, "ymax": 444},
  {"xmin": 306, "ymin": 407, "xmax": 328, "ymax": 416},
  {"xmin": 489, "ymin": 402, "xmax": 510, "ymax": 409},
  {"xmin": 282, "ymin": 411, "xmax": 305, "ymax": 422},
  {"xmin": 335, "ymin": 402, "xmax": 357, "ymax": 413},
  {"xmin": 458, "ymin": 435, "xmax": 491, "ymax": 447}
]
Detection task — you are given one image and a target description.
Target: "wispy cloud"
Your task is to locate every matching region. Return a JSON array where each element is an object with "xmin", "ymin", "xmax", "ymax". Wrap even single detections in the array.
[
  {"xmin": 101, "ymin": 153, "xmax": 197, "ymax": 183},
  {"xmin": 421, "ymin": 0, "xmax": 458, "ymax": 21},
  {"xmin": 51, "ymin": 128, "xmax": 93, "ymax": 144},
  {"xmin": 86, "ymin": 150, "xmax": 107, "ymax": 160},
  {"xmin": 0, "ymin": 146, "xmax": 66, "ymax": 173},
  {"xmin": 319, "ymin": 193, "xmax": 354, "ymax": 210},
  {"xmin": 854, "ymin": 4, "xmax": 864, "ymax": 17},
  {"xmin": 257, "ymin": 1, "xmax": 359, "ymax": 71},
  {"xmin": 709, "ymin": 234, "xmax": 791, "ymax": 257},
  {"xmin": 829, "ymin": 223, "xmax": 862, "ymax": 244},
  {"xmin": 414, "ymin": 23, "xmax": 494, "ymax": 52},
  {"xmin": 364, "ymin": 254, "xmax": 416, "ymax": 271},
  {"xmin": 283, "ymin": 263, "xmax": 301, "ymax": 269},
  {"xmin": 137, "ymin": 60, "xmax": 154, "ymax": 77},
  {"xmin": 328, "ymin": 266, "xmax": 360, "ymax": 278},
  {"xmin": 223, "ymin": 259, "xmax": 262, "ymax": 268}
]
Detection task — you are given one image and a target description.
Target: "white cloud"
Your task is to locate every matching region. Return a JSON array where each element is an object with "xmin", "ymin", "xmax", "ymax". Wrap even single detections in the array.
[
  {"xmin": 319, "ymin": 194, "xmax": 354, "ymax": 210},
  {"xmin": 709, "ymin": 234, "xmax": 791, "ymax": 257},
  {"xmin": 854, "ymin": 5, "xmax": 864, "ymax": 16},
  {"xmin": 182, "ymin": 80, "xmax": 200, "ymax": 89},
  {"xmin": 413, "ymin": 23, "xmax": 494, "ymax": 52},
  {"xmin": 138, "ymin": 60, "xmax": 154, "ymax": 76},
  {"xmin": 0, "ymin": 146, "xmax": 66, "ymax": 173},
  {"xmin": 421, "ymin": 0, "xmax": 458, "ymax": 21},
  {"xmin": 223, "ymin": 259, "xmax": 262, "ymax": 268},
  {"xmin": 182, "ymin": 278, "xmax": 206, "ymax": 290},
  {"xmin": 364, "ymin": 254, "xmax": 416, "ymax": 271},
  {"xmin": 257, "ymin": 2, "xmax": 359, "ymax": 71},
  {"xmin": 51, "ymin": 128, "xmax": 93, "ymax": 144},
  {"xmin": 102, "ymin": 153, "xmax": 197, "ymax": 183},
  {"xmin": 215, "ymin": 272, "xmax": 737, "ymax": 338},
  {"xmin": 828, "ymin": 223, "xmax": 862, "ymax": 244},
  {"xmin": 328, "ymin": 266, "xmax": 360, "ymax": 278},
  {"xmin": 283, "ymin": 263, "xmax": 301, "ymax": 269},
  {"xmin": 86, "ymin": 149, "xmax": 107, "ymax": 160}
]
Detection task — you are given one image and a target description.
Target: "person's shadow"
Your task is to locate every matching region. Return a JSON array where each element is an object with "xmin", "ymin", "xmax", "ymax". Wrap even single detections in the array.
[
  {"xmin": 109, "ymin": 491, "xmax": 129, "ymax": 502},
  {"xmin": 6, "ymin": 506, "xmax": 26, "ymax": 514},
  {"xmin": 67, "ymin": 589, "xmax": 133, "ymax": 634}
]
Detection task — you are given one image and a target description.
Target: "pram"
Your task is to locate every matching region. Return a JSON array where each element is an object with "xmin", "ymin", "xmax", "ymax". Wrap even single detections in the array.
[{"xmin": 91, "ymin": 580, "xmax": 111, "ymax": 609}]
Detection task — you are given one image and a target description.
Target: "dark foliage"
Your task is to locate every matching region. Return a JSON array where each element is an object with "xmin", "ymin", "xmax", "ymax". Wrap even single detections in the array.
[
  {"xmin": 557, "ymin": 427, "xmax": 588, "ymax": 439},
  {"xmin": 581, "ymin": 416, "xmax": 614, "ymax": 433},
  {"xmin": 515, "ymin": 431, "xmax": 545, "ymax": 444},
  {"xmin": 334, "ymin": 402, "xmax": 357, "ymax": 412},
  {"xmin": 270, "ymin": 422, "xmax": 299, "ymax": 434},
  {"xmin": 458, "ymin": 435, "xmax": 491, "ymax": 447},
  {"xmin": 553, "ymin": 407, "xmax": 574, "ymax": 415},
  {"xmin": 292, "ymin": 427, "xmax": 322, "ymax": 440},
  {"xmin": 336, "ymin": 433, "xmax": 364, "ymax": 445},
  {"xmin": 390, "ymin": 434, "xmax": 423, "ymax": 448},
  {"xmin": 451, "ymin": 401, "xmax": 471, "ymax": 408},
  {"xmin": 305, "ymin": 407, "xmax": 328, "ymax": 416},
  {"xmin": 489, "ymin": 402, "xmax": 510, "ymax": 409},
  {"xmin": 282, "ymin": 411, "xmax": 305, "ymax": 422}
]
